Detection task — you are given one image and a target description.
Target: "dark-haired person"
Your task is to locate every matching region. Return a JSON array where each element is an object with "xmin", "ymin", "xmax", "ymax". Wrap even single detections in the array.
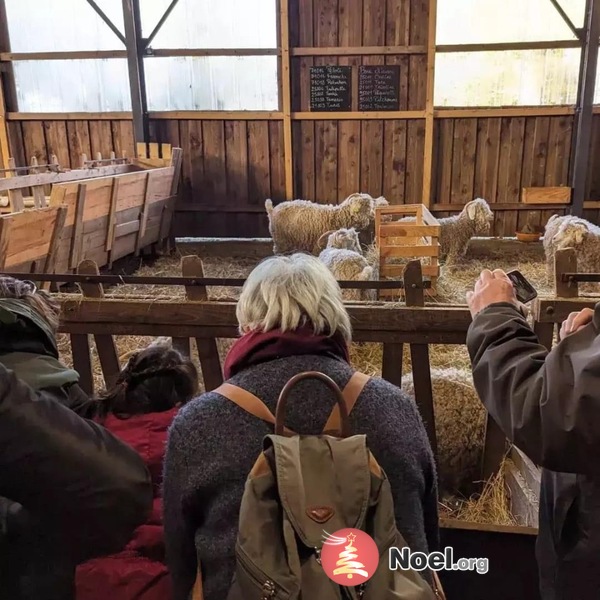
[
  {"xmin": 0, "ymin": 276, "xmax": 153, "ymax": 600},
  {"xmin": 466, "ymin": 268, "xmax": 600, "ymax": 599},
  {"xmin": 76, "ymin": 341, "xmax": 199, "ymax": 600}
]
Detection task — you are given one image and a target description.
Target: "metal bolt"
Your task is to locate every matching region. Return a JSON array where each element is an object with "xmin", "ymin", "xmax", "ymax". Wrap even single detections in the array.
[
  {"xmin": 411, "ymin": 283, "xmax": 417, "ymax": 289},
  {"xmin": 546, "ymin": 306, "xmax": 554, "ymax": 315}
]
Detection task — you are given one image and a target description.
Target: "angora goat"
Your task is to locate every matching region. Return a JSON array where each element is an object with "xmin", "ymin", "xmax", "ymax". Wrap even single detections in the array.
[
  {"xmin": 265, "ymin": 193, "xmax": 374, "ymax": 255},
  {"xmin": 402, "ymin": 367, "xmax": 487, "ymax": 495},
  {"xmin": 319, "ymin": 228, "xmax": 374, "ymax": 301},
  {"xmin": 548, "ymin": 216, "xmax": 600, "ymax": 294}
]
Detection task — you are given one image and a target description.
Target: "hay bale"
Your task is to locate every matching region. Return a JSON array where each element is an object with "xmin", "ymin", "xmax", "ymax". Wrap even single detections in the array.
[{"xmin": 402, "ymin": 367, "xmax": 486, "ymax": 495}]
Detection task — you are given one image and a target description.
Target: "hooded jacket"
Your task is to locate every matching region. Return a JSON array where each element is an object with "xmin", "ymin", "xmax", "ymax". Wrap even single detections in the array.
[
  {"xmin": 0, "ymin": 299, "xmax": 153, "ymax": 599},
  {"xmin": 467, "ymin": 302, "xmax": 600, "ymax": 600},
  {"xmin": 76, "ymin": 408, "xmax": 177, "ymax": 600}
]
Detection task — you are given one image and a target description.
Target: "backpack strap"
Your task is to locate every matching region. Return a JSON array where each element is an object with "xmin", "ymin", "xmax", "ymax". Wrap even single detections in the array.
[
  {"xmin": 322, "ymin": 371, "xmax": 370, "ymax": 435},
  {"xmin": 214, "ymin": 371, "xmax": 370, "ymax": 436},
  {"xmin": 214, "ymin": 382, "xmax": 297, "ymax": 435}
]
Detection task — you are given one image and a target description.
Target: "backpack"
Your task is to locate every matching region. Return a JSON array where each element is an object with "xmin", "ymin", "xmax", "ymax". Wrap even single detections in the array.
[{"xmin": 193, "ymin": 370, "xmax": 444, "ymax": 600}]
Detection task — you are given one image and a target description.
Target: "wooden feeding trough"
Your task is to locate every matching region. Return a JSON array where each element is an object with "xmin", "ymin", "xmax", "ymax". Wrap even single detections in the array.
[{"xmin": 375, "ymin": 203, "xmax": 441, "ymax": 298}]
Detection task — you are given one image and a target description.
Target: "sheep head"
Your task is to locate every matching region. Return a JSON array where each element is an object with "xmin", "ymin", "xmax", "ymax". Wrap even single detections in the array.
[
  {"xmin": 553, "ymin": 220, "xmax": 589, "ymax": 250},
  {"xmin": 325, "ymin": 227, "xmax": 362, "ymax": 253},
  {"xmin": 464, "ymin": 198, "xmax": 494, "ymax": 235},
  {"xmin": 341, "ymin": 193, "xmax": 375, "ymax": 229}
]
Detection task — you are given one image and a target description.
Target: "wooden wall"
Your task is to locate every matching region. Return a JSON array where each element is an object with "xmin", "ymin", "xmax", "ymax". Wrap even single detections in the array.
[{"xmin": 4, "ymin": 0, "xmax": 600, "ymax": 239}]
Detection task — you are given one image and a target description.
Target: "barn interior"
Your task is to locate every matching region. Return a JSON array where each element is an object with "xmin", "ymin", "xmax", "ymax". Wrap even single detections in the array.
[{"xmin": 0, "ymin": 1, "xmax": 598, "ymax": 598}]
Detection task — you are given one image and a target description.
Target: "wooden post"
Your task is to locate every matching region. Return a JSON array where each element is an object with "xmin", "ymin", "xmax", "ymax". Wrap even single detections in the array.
[
  {"xmin": 0, "ymin": 72, "xmax": 9, "ymax": 171},
  {"xmin": 481, "ymin": 415, "xmax": 508, "ymax": 481},
  {"xmin": 6, "ymin": 158, "xmax": 24, "ymax": 212},
  {"xmin": 40, "ymin": 206, "xmax": 67, "ymax": 289},
  {"xmin": 570, "ymin": 0, "xmax": 600, "ymax": 217},
  {"xmin": 30, "ymin": 156, "xmax": 46, "ymax": 208},
  {"xmin": 381, "ymin": 343, "xmax": 403, "ymax": 388},
  {"xmin": 70, "ymin": 333, "xmax": 95, "ymax": 396},
  {"xmin": 135, "ymin": 171, "xmax": 152, "ymax": 256},
  {"xmin": 279, "ymin": 0, "xmax": 293, "ymax": 198},
  {"xmin": 159, "ymin": 147, "xmax": 183, "ymax": 249},
  {"xmin": 77, "ymin": 260, "xmax": 121, "ymax": 390},
  {"xmin": 404, "ymin": 260, "xmax": 437, "ymax": 458},
  {"xmin": 554, "ymin": 247, "xmax": 579, "ymax": 298},
  {"xmin": 69, "ymin": 184, "xmax": 87, "ymax": 269},
  {"xmin": 421, "ymin": 0, "xmax": 437, "ymax": 207},
  {"xmin": 181, "ymin": 255, "xmax": 224, "ymax": 391}
]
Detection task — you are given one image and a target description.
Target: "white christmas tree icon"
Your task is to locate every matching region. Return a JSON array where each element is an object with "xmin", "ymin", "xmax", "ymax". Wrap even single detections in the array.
[{"xmin": 332, "ymin": 532, "xmax": 369, "ymax": 579}]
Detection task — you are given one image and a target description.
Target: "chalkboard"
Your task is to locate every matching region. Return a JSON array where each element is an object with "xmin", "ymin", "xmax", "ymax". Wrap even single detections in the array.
[
  {"xmin": 310, "ymin": 66, "xmax": 352, "ymax": 111},
  {"xmin": 358, "ymin": 65, "xmax": 401, "ymax": 111}
]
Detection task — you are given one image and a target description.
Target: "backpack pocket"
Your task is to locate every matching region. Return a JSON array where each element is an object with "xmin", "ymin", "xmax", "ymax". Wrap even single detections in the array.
[{"xmin": 228, "ymin": 544, "xmax": 291, "ymax": 600}]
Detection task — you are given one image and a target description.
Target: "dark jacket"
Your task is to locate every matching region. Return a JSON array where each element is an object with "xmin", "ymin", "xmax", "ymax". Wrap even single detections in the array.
[
  {"xmin": 163, "ymin": 354, "xmax": 438, "ymax": 600},
  {"xmin": 76, "ymin": 408, "xmax": 177, "ymax": 600},
  {"xmin": 0, "ymin": 364, "xmax": 153, "ymax": 599},
  {"xmin": 467, "ymin": 302, "xmax": 600, "ymax": 600}
]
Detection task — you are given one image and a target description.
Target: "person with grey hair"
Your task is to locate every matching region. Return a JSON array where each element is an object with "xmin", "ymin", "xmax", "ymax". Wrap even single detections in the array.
[{"xmin": 163, "ymin": 253, "xmax": 438, "ymax": 600}]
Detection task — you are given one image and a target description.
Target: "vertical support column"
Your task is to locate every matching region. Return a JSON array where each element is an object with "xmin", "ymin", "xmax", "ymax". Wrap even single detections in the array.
[
  {"xmin": 279, "ymin": 0, "xmax": 294, "ymax": 199},
  {"xmin": 0, "ymin": 0, "xmax": 18, "ymax": 170},
  {"xmin": 571, "ymin": 0, "xmax": 600, "ymax": 217},
  {"xmin": 122, "ymin": 0, "xmax": 149, "ymax": 145},
  {"xmin": 421, "ymin": 0, "xmax": 438, "ymax": 207}
]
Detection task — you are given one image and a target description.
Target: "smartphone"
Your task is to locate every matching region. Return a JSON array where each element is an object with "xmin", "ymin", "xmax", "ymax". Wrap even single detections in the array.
[{"xmin": 506, "ymin": 270, "xmax": 537, "ymax": 304}]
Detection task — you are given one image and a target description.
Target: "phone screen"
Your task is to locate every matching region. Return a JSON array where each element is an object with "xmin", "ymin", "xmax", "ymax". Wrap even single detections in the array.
[{"xmin": 506, "ymin": 270, "xmax": 537, "ymax": 303}]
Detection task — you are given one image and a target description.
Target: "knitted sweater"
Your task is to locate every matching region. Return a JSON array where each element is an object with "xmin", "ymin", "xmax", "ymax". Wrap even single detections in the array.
[{"xmin": 163, "ymin": 355, "xmax": 439, "ymax": 600}]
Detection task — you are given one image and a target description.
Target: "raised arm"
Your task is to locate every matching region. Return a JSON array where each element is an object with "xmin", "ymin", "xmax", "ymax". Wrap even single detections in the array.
[
  {"xmin": 0, "ymin": 364, "xmax": 152, "ymax": 559},
  {"xmin": 467, "ymin": 296, "xmax": 600, "ymax": 475}
]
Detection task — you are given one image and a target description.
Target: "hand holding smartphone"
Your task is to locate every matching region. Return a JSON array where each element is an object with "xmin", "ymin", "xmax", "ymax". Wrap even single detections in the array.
[{"xmin": 506, "ymin": 270, "xmax": 537, "ymax": 304}]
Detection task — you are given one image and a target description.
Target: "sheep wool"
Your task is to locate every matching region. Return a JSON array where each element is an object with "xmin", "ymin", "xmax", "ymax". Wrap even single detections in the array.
[
  {"xmin": 265, "ymin": 193, "xmax": 374, "ymax": 255},
  {"xmin": 318, "ymin": 228, "xmax": 375, "ymax": 301},
  {"xmin": 359, "ymin": 195, "xmax": 390, "ymax": 249},
  {"xmin": 402, "ymin": 367, "xmax": 487, "ymax": 495},
  {"xmin": 549, "ymin": 216, "xmax": 600, "ymax": 294}
]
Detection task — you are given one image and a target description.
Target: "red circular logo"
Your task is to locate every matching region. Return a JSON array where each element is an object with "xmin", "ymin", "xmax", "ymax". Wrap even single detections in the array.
[{"xmin": 321, "ymin": 528, "xmax": 379, "ymax": 586}]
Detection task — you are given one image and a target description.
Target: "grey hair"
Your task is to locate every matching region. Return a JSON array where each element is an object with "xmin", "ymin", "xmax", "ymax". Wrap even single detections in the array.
[{"xmin": 236, "ymin": 253, "xmax": 352, "ymax": 342}]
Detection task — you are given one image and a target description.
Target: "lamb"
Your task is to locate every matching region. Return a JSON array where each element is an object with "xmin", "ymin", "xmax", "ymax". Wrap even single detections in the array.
[
  {"xmin": 318, "ymin": 228, "xmax": 375, "ymax": 301},
  {"xmin": 547, "ymin": 215, "xmax": 600, "ymax": 294},
  {"xmin": 402, "ymin": 367, "xmax": 487, "ymax": 495},
  {"xmin": 265, "ymin": 193, "xmax": 374, "ymax": 255}
]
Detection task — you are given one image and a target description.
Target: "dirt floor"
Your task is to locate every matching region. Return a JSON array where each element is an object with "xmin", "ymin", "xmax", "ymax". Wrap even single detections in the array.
[{"xmin": 55, "ymin": 242, "xmax": 548, "ymax": 525}]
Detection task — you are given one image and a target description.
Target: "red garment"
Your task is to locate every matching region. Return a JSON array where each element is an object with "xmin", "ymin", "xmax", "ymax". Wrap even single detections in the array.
[
  {"xmin": 223, "ymin": 324, "xmax": 350, "ymax": 379},
  {"xmin": 75, "ymin": 408, "xmax": 178, "ymax": 600}
]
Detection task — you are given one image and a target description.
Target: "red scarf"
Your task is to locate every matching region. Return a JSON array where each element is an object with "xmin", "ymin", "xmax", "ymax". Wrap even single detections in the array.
[{"xmin": 223, "ymin": 325, "xmax": 350, "ymax": 379}]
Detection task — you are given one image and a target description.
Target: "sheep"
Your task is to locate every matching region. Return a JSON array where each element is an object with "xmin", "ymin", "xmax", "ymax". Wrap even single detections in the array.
[
  {"xmin": 543, "ymin": 214, "xmax": 586, "ymax": 285},
  {"xmin": 401, "ymin": 367, "xmax": 487, "ymax": 496},
  {"xmin": 548, "ymin": 216, "xmax": 600, "ymax": 295},
  {"xmin": 318, "ymin": 228, "xmax": 375, "ymax": 301},
  {"xmin": 358, "ymin": 195, "xmax": 390, "ymax": 249},
  {"xmin": 265, "ymin": 193, "xmax": 374, "ymax": 255}
]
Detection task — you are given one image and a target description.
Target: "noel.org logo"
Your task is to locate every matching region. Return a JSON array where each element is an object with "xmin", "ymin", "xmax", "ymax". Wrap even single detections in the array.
[{"xmin": 320, "ymin": 528, "xmax": 379, "ymax": 586}]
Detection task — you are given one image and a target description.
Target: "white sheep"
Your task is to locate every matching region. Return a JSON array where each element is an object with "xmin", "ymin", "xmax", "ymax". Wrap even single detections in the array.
[
  {"xmin": 359, "ymin": 195, "xmax": 391, "ymax": 248},
  {"xmin": 402, "ymin": 367, "xmax": 487, "ymax": 495},
  {"xmin": 549, "ymin": 216, "xmax": 600, "ymax": 295},
  {"xmin": 265, "ymin": 193, "xmax": 374, "ymax": 255},
  {"xmin": 318, "ymin": 228, "xmax": 375, "ymax": 301},
  {"xmin": 543, "ymin": 214, "xmax": 582, "ymax": 285}
]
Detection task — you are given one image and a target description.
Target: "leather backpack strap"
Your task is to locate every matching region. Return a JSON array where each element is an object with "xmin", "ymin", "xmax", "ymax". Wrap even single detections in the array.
[
  {"xmin": 214, "ymin": 382, "xmax": 296, "ymax": 435},
  {"xmin": 192, "ymin": 565, "xmax": 204, "ymax": 600},
  {"xmin": 322, "ymin": 371, "xmax": 370, "ymax": 435}
]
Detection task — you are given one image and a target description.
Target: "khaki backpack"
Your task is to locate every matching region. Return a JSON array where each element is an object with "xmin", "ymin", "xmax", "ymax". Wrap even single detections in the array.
[{"xmin": 193, "ymin": 370, "xmax": 444, "ymax": 600}]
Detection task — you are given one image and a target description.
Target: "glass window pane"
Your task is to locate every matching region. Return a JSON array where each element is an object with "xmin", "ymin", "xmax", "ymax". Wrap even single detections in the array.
[
  {"xmin": 141, "ymin": 0, "xmax": 277, "ymax": 49},
  {"xmin": 436, "ymin": 0, "xmax": 583, "ymax": 44},
  {"xmin": 5, "ymin": 0, "xmax": 124, "ymax": 52},
  {"xmin": 14, "ymin": 60, "xmax": 131, "ymax": 112},
  {"xmin": 434, "ymin": 49, "xmax": 581, "ymax": 107},
  {"xmin": 145, "ymin": 56, "xmax": 279, "ymax": 111}
]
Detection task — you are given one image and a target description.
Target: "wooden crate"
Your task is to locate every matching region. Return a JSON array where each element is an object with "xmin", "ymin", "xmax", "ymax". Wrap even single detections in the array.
[{"xmin": 375, "ymin": 203, "xmax": 441, "ymax": 297}]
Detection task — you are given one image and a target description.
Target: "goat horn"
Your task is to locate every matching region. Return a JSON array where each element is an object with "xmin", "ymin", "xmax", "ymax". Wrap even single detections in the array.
[{"xmin": 316, "ymin": 230, "xmax": 336, "ymax": 251}]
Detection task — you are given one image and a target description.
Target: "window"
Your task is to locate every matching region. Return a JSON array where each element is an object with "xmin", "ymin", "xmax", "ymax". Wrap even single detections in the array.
[
  {"xmin": 434, "ymin": 0, "xmax": 585, "ymax": 107},
  {"xmin": 5, "ymin": 0, "xmax": 279, "ymax": 113}
]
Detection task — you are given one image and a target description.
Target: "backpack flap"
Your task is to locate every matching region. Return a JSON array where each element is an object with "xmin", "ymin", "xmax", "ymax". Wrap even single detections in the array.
[{"xmin": 265, "ymin": 433, "xmax": 372, "ymax": 553}]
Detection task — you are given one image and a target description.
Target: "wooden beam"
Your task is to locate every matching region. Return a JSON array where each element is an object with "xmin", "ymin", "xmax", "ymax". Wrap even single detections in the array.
[
  {"xmin": 150, "ymin": 111, "xmax": 283, "ymax": 120},
  {"xmin": 0, "ymin": 50, "xmax": 127, "ymax": 61},
  {"xmin": 436, "ymin": 40, "xmax": 581, "ymax": 52},
  {"xmin": 434, "ymin": 106, "xmax": 575, "ymax": 118},
  {"xmin": 6, "ymin": 112, "xmax": 133, "ymax": 121},
  {"xmin": 291, "ymin": 111, "xmax": 426, "ymax": 120},
  {"xmin": 279, "ymin": 0, "xmax": 293, "ymax": 199},
  {"xmin": 122, "ymin": 0, "xmax": 148, "ymax": 143},
  {"xmin": 150, "ymin": 48, "xmax": 278, "ymax": 57},
  {"xmin": 571, "ymin": 0, "xmax": 600, "ymax": 217},
  {"xmin": 0, "ymin": 0, "xmax": 18, "ymax": 113},
  {"xmin": 291, "ymin": 45, "xmax": 427, "ymax": 56},
  {"xmin": 555, "ymin": 248, "xmax": 579, "ymax": 298},
  {"xmin": 522, "ymin": 186, "xmax": 572, "ymax": 204},
  {"xmin": 0, "ymin": 71, "xmax": 9, "ymax": 170},
  {"xmin": 422, "ymin": 0, "xmax": 437, "ymax": 208}
]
